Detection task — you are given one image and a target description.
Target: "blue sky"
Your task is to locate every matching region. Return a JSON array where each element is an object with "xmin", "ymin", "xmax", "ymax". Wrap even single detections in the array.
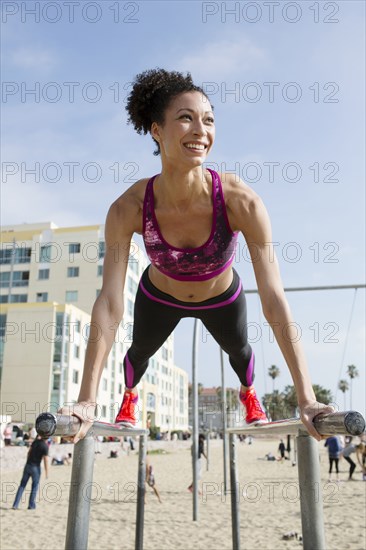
[{"xmin": 2, "ymin": 1, "xmax": 365, "ymax": 413}]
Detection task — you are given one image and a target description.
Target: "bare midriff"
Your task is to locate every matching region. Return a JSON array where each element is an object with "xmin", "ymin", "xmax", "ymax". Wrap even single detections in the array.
[{"xmin": 148, "ymin": 263, "xmax": 234, "ymax": 302}]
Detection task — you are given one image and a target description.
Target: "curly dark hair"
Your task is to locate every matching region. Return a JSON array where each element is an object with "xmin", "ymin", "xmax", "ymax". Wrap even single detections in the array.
[{"xmin": 125, "ymin": 68, "xmax": 210, "ymax": 155}]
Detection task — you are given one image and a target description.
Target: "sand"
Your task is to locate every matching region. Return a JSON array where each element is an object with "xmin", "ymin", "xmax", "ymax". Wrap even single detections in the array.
[{"xmin": 1, "ymin": 437, "xmax": 365, "ymax": 550}]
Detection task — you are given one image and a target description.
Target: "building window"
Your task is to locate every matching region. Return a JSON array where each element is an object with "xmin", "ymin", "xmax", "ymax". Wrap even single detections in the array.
[
  {"xmin": 128, "ymin": 276, "xmax": 137, "ymax": 294},
  {"xmin": 97, "ymin": 265, "xmax": 103, "ymax": 276},
  {"xmin": 99, "ymin": 241, "xmax": 105, "ymax": 259},
  {"xmin": 10, "ymin": 294, "xmax": 27, "ymax": 303},
  {"xmin": 102, "ymin": 405, "xmax": 107, "ymax": 417},
  {"xmin": 75, "ymin": 320, "xmax": 81, "ymax": 333},
  {"xmin": 40, "ymin": 245, "xmax": 52, "ymax": 263},
  {"xmin": 72, "ymin": 370, "xmax": 79, "ymax": 384},
  {"xmin": 17, "ymin": 248, "xmax": 31, "ymax": 263},
  {"xmin": 0, "ymin": 295, "xmax": 8, "ymax": 303},
  {"xmin": 127, "ymin": 298, "xmax": 134, "ymax": 317},
  {"xmin": 36, "ymin": 292, "xmax": 48, "ymax": 302},
  {"xmin": 13, "ymin": 271, "xmax": 30, "ymax": 287},
  {"xmin": 67, "ymin": 267, "xmax": 79, "ymax": 277},
  {"xmin": 74, "ymin": 345, "xmax": 80, "ymax": 359},
  {"xmin": 38, "ymin": 269, "xmax": 50, "ymax": 280},
  {"xmin": 118, "ymin": 384, "xmax": 122, "ymax": 394},
  {"xmin": 0, "ymin": 247, "xmax": 31, "ymax": 264},
  {"xmin": 147, "ymin": 393, "xmax": 156, "ymax": 410},
  {"xmin": 128, "ymin": 255, "xmax": 139, "ymax": 274},
  {"xmin": 102, "ymin": 378, "xmax": 108, "ymax": 391},
  {"xmin": 162, "ymin": 347, "xmax": 168, "ymax": 361},
  {"xmin": 69, "ymin": 243, "xmax": 80, "ymax": 254},
  {"xmin": 0, "ymin": 314, "xmax": 6, "ymax": 338},
  {"xmin": 119, "ymin": 362, "xmax": 123, "ymax": 374},
  {"xmin": 125, "ymin": 322, "xmax": 133, "ymax": 342},
  {"xmin": 53, "ymin": 373, "xmax": 60, "ymax": 390},
  {"xmin": 65, "ymin": 290, "xmax": 78, "ymax": 302},
  {"xmin": 0, "ymin": 273, "xmax": 10, "ymax": 287},
  {"xmin": 0, "ymin": 248, "xmax": 13, "ymax": 265}
]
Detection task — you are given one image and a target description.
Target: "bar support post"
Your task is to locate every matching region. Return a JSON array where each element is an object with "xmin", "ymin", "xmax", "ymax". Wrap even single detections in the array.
[
  {"xmin": 220, "ymin": 347, "xmax": 229, "ymax": 494},
  {"xmin": 229, "ymin": 433, "xmax": 240, "ymax": 550},
  {"xmin": 135, "ymin": 434, "xmax": 147, "ymax": 550},
  {"xmin": 192, "ymin": 318, "xmax": 200, "ymax": 521},
  {"xmin": 297, "ymin": 430, "xmax": 326, "ymax": 550},
  {"xmin": 65, "ymin": 435, "xmax": 95, "ymax": 550}
]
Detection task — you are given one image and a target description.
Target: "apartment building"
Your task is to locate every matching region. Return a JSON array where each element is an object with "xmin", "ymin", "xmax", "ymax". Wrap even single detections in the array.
[
  {"xmin": 189, "ymin": 386, "xmax": 241, "ymax": 432},
  {"xmin": 0, "ymin": 222, "xmax": 188, "ymax": 430}
]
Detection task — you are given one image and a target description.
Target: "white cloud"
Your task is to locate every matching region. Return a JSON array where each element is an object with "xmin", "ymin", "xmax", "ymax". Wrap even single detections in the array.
[
  {"xmin": 10, "ymin": 47, "xmax": 57, "ymax": 71},
  {"xmin": 178, "ymin": 36, "xmax": 267, "ymax": 81}
]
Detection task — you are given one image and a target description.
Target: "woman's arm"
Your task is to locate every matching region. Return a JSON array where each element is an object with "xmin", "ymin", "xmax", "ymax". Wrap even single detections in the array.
[
  {"xmin": 227, "ymin": 176, "xmax": 334, "ymax": 440},
  {"xmin": 59, "ymin": 192, "xmax": 140, "ymax": 442}
]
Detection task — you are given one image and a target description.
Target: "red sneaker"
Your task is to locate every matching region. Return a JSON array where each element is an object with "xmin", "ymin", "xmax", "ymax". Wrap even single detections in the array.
[
  {"xmin": 239, "ymin": 387, "xmax": 268, "ymax": 424},
  {"xmin": 115, "ymin": 390, "xmax": 139, "ymax": 426}
]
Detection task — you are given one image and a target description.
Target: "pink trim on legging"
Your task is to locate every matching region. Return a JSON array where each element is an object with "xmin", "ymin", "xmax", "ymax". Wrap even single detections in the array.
[
  {"xmin": 246, "ymin": 351, "xmax": 254, "ymax": 387},
  {"xmin": 139, "ymin": 279, "xmax": 242, "ymax": 311},
  {"xmin": 124, "ymin": 353, "xmax": 135, "ymax": 388}
]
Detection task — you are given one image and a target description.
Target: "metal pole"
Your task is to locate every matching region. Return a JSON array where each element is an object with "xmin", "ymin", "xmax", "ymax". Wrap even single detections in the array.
[
  {"xmin": 220, "ymin": 347, "xmax": 229, "ymax": 494},
  {"xmin": 229, "ymin": 433, "xmax": 240, "ymax": 550},
  {"xmin": 297, "ymin": 430, "xmax": 326, "ymax": 550},
  {"xmin": 244, "ymin": 283, "xmax": 366, "ymax": 294},
  {"xmin": 192, "ymin": 318, "xmax": 200, "ymax": 521},
  {"xmin": 206, "ymin": 429, "xmax": 210, "ymax": 471},
  {"xmin": 65, "ymin": 435, "xmax": 95, "ymax": 550},
  {"xmin": 293, "ymin": 435, "xmax": 297, "ymax": 466},
  {"xmin": 135, "ymin": 434, "xmax": 147, "ymax": 550}
]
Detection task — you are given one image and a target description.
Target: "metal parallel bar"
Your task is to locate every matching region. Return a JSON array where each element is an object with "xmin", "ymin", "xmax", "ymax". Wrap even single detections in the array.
[
  {"xmin": 135, "ymin": 434, "xmax": 147, "ymax": 550},
  {"xmin": 229, "ymin": 433, "xmax": 240, "ymax": 550},
  {"xmin": 227, "ymin": 411, "xmax": 365, "ymax": 550},
  {"xmin": 192, "ymin": 318, "xmax": 200, "ymax": 521},
  {"xmin": 297, "ymin": 431, "xmax": 326, "ymax": 550},
  {"xmin": 245, "ymin": 284, "xmax": 366, "ymax": 294},
  {"xmin": 35, "ymin": 412, "xmax": 149, "ymax": 550},
  {"xmin": 226, "ymin": 411, "xmax": 365, "ymax": 437},
  {"xmin": 65, "ymin": 435, "xmax": 95, "ymax": 550},
  {"xmin": 36, "ymin": 412, "xmax": 149, "ymax": 438}
]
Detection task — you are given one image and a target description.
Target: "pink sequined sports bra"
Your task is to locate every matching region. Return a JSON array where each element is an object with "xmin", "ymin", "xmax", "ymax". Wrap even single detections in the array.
[{"xmin": 142, "ymin": 169, "xmax": 239, "ymax": 282}]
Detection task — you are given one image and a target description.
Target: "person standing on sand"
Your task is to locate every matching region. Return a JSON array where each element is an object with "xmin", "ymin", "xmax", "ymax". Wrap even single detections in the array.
[{"xmin": 12, "ymin": 435, "xmax": 49, "ymax": 510}]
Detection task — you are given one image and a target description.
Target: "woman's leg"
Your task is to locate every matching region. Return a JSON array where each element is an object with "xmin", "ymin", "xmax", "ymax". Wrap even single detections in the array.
[
  {"xmin": 12, "ymin": 465, "xmax": 31, "ymax": 509},
  {"xmin": 123, "ymin": 285, "xmax": 181, "ymax": 389},
  {"xmin": 199, "ymin": 275, "xmax": 254, "ymax": 388},
  {"xmin": 197, "ymin": 273, "xmax": 266, "ymax": 423}
]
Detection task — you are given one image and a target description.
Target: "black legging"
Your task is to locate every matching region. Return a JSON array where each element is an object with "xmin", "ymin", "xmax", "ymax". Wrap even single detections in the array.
[
  {"xmin": 344, "ymin": 456, "xmax": 356, "ymax": 477},
  {"xmin": 329, "ymin": 457, "xmax": 339, "ymax": 474},
  {"xmin": 124, "ymin": 267, "xmax": 254, "ymax": 389}
]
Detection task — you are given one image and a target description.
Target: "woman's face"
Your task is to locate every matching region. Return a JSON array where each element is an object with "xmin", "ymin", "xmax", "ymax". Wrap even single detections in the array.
[{"xmin": 151, "ymin": 91, "xmax": 215, "ymax": 167}]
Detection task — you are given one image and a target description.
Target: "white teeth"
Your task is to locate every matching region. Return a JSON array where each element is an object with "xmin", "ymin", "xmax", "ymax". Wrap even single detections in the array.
[{"xmin": 185, "ymin": 143, "xmax": 206, "ymax": 150}]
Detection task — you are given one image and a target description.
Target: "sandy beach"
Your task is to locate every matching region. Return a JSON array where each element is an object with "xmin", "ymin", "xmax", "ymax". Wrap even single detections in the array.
[{"xmin": 1, "ymin": 437, "xmax": 365, "ymax": 550}]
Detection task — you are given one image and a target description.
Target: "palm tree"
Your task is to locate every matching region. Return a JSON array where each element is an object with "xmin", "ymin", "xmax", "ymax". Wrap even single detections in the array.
[
  {"xmin": 262, "ymin": 390, "xmax": 284, "ymax": 421},
  {"xmin": 312, "ymin": 384, "xmax": 333, "ymax": 405},
  {"xmin": 338, "ymin": 379, "xmax": 349, "ymax": 410},
  {"xmin": 268, "ymin": 365, "xmax": 280, "ymax": 392},
  {"xmin": 347, "ymin": 365, "xmax": 359, "ymax": 409}
]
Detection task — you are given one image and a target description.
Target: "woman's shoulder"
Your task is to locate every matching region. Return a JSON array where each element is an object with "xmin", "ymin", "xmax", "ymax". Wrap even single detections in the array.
[
  {"xmin": 217, "ymin": 171, "xmax": 264, "ymax": 219},
  {"xmin": 106, "ymin": 177, "xmax": 151, "ymax": 233},
  {"xmin": 110, "ymin": 177, "xmax": 151, "ymax": 215},
  {"xmin": 217, "ymin": 171, "xmax": 260, "ymax": 203}
]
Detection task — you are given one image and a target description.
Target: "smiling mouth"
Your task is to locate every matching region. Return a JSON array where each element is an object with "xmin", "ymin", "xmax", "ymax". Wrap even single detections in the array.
[{"xmin": 183, "ymin": 143, "xmax": 208, "ymax": 152}]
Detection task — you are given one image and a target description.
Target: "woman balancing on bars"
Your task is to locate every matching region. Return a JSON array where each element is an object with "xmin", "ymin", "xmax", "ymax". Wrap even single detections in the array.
[{"xmin": 62, "ymin": 69, "xmax": 334, "ymax": 442}]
